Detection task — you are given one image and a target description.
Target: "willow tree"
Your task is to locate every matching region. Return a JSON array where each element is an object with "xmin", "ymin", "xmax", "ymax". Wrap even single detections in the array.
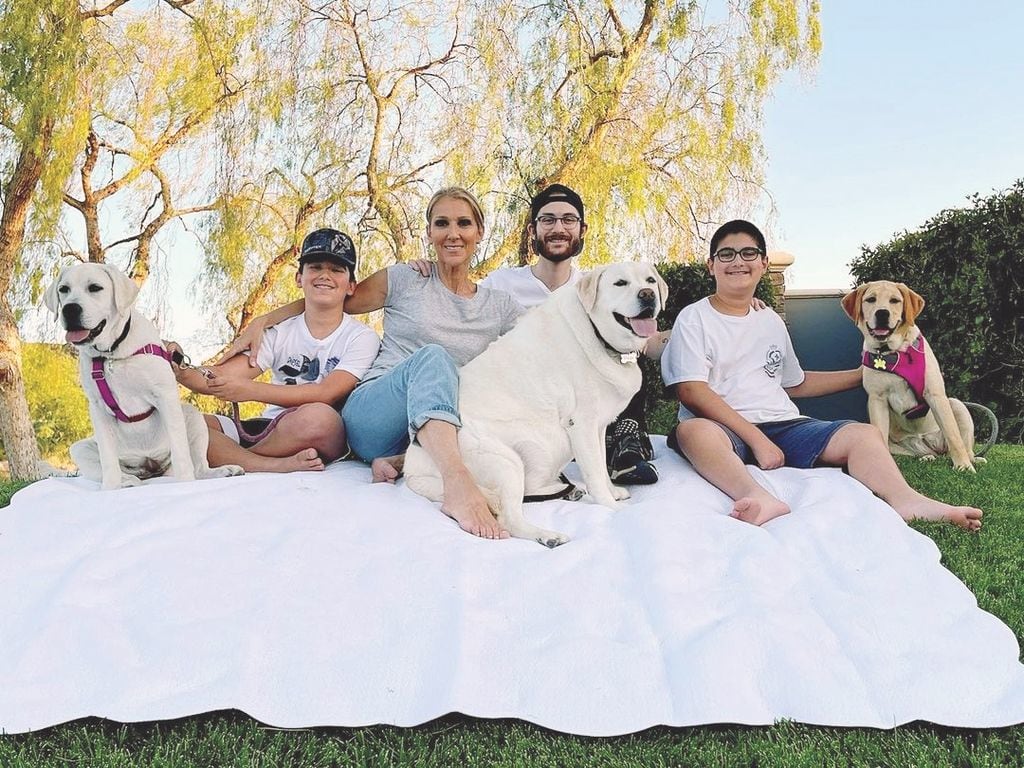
[
  {"xmin": 58, "ymin": 4, "xmax": 249, "ymax": 283},
  {"xmin": 455, "ymin": 0, "xmax": 821, "ymax": 271},
  {"xmin": 205, "ymin": 0, "xmax": 476, "ymax": 333},
  {"xmin": 0, "ymin": 0, "xmax": 214, "ymax": 479}
]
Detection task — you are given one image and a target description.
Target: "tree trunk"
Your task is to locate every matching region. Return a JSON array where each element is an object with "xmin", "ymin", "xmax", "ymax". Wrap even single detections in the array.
[
  {"xmin": 0, "ymin": 126, "xmax": 51, "ymax": 480},
  {"xmin": 0, "ymin": 304, "xmax": 43, "ymax": 480}
]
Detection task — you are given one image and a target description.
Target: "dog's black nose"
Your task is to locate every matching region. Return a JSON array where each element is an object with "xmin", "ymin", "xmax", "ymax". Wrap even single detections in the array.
[
  {"xmin": 61, "ymin": 303, "xmax": 83, "ymax": 329},
  {"xmin": 874, "ymin": 309, "xmax": 890, "ymax": 327},
  {"xmin": 638, "ymin": 288, "xmax": 656, "ymax": 305}
]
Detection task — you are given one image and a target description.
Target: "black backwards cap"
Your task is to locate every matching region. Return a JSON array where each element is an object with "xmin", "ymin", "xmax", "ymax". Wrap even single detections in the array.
[
  {"xmin": 299, "ymin": 228, "xmax": 357, "ymax": 274},
  {"xmin": 530, "ymin": 184, "xmax": 585, "ymax": 223}
]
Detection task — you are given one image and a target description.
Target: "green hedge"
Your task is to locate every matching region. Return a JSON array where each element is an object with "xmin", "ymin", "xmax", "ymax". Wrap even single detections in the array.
[
  {"xmin": 642, "ymin": 262, "xmax": 777, "ymax": 424},
  {"xmin": 21, "ymin": 343, "xmax": 91, "ymax": 463},
  {"xmin": 848, "ymin": 180, "xmax": 1024, "ymax": 443}
]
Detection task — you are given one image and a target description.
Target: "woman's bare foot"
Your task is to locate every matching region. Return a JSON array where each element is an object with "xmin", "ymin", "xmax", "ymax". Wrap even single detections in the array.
[
  {"xmin": 441, "ymin": 470, "xmax": 508, "ymax": 540},
  {"xmin": 731, "ymin": 493, "xmax": 790, "ymax": 526},
  {"xmin": 892, "ymin": 494, "xmax": 983, "ymax": 532},
  {"xmin": 371, "ymin": 454, "xmax": 405, "ymax": 484}
]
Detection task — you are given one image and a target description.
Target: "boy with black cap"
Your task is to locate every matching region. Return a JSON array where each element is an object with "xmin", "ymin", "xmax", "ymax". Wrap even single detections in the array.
[
  {"xmin": 176, "ymin": 227, "xmax": 380, "ymax": 473},
  {"xmin": 661, "ymin": 218, "xmax": 983, "ymax": 531},
  {"xmin": 481, "ymin": 183, "xmax": 660, "ymax": 486}
]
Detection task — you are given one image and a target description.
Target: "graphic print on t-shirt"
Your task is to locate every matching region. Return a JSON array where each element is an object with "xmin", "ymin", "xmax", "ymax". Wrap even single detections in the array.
[
  {"xmin": 763, "ymin": 345, "xmax": 783, "ymax": 378},
  {"xmin": 279, "ymin": 355, "xmax": 320, "ymax": 385}
]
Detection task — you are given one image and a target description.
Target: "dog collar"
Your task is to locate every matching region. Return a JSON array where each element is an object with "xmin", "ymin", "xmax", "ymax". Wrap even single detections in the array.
[
  {"xmin": 91, "ymin": 344, "xmax": 175, "ymax": 423},
  {"xmin": 92, "ymin": 316, "xmax": 133, "ymax": 356},
  {"xmin": 862, "ymin": 334, "xmax": 930, "ymax": 419},
  {"xmin": 588, "ymin": 318, "xmax": 640, "ymax": 364}
]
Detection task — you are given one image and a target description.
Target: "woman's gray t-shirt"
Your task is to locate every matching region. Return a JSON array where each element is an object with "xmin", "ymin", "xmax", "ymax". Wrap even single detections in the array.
[{"xmin": 361, "ymin": 264, "xmax": 524, "ymax": 383}]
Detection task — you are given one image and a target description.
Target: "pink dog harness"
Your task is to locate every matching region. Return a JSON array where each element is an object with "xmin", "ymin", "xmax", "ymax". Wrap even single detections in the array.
[
  {"xmin": 862, "ymin": 334, "xmax": 930, "ymax": 419},
  {"xmin": 91, "ymin": 343, "xmax": 174, "ymax": 423}
]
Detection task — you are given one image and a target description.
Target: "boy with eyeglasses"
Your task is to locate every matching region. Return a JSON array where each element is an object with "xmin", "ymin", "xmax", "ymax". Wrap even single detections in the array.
[
  {"xmin": 660, "ymin": 219, "xmax": 982, "ymax": 531},
  {"xmin": 481, "ymin": 184, "xmax": 660, "ymax": 486}
]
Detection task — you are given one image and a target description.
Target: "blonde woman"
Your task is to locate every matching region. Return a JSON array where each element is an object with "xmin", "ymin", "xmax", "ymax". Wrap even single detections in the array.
[{"xmin": 224, "ymin": 187, "xmax": 522, "ymax": 539}]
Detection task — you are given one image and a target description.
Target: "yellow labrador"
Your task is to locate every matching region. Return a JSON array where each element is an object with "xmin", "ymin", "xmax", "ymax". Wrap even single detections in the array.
[
  {"xmin": 841, "ymin": 280, "xmax": 981, "ymax": 472},
  {"xmin": 404, "ymin": 262, "xmax": 667, "ymax": 547}
]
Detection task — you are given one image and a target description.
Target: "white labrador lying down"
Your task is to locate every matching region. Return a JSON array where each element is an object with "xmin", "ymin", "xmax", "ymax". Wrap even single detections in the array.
[
  {"xmin": 404, "ymin": 262, "xmax": 667, "ymax": 547},
  {"xmin": 44, "ymin": 262, "xmax": 242, "ymax": 490}
]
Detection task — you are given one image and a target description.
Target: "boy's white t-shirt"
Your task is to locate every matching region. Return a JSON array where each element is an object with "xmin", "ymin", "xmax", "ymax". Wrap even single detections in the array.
[
  {"xmin": 253, "ymin": 313, "xmax": 381, "ymax": 418},
  {"xmin": 661, "ymin": 297, "xmax": 805, "ymax": 424},
  {"xmin": 481, "ymin": 265, "xmax": 580, "ymax": 309}
]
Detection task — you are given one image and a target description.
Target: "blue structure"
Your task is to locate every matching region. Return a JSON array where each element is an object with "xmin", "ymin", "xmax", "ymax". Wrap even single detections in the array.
[{"xmin": 785, "ymin": 290, "xmax": 868, "ymax": 423}]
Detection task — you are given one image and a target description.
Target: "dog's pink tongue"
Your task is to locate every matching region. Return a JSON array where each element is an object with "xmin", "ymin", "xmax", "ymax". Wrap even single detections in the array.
[
  {"xmin": 65, "ymin": 329, "xmax": 90, "ymax": 344},
  {"xmin": 628, "ymin": 317, "xmax": 658, "ymax": 337}
]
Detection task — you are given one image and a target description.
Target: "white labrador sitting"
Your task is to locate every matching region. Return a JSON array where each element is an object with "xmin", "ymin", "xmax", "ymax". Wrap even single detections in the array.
[
  {"xmin": 44, "ymin": 263, "xmax": 242, "ymax": 489},
  {"xmin": 404, "ymin": 262, "xmax": 667, "ymax": 547}
]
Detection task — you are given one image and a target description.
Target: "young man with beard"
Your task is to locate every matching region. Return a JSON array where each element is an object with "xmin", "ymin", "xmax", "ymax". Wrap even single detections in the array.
[{"xmin": 434, "ymin": 184, "xmax": 660, "ymax": 485}]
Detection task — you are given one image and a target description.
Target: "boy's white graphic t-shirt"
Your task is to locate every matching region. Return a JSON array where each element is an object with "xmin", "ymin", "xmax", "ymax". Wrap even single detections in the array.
[
  {"xmin": 661, "ymin": 297, "xmax": 805, "ymax": 424},
  {"xmin": 254, "ymin": 313, "xmax": 381, "ymax": 418}
]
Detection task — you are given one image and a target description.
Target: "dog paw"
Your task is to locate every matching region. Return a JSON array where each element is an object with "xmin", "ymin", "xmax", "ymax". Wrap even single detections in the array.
[
  {"xmin": 612, "ymin": 485, "xmax": 631, "ymax": 501},
  {"xmin": 974, "ymin": 456, "xmax": 988, "ymax": 465},
  {"xmin": 953, "ymin": 462, "xmax": 977, "ymax": 474},
  {"xmin": 201, "ymin": 464, "xmax": 244, "ymax": 478},
  {"xmin": 536, "ymin": 531, "xmax": 570, "ymax": 549},
  {"xmin": 119, "ymin": 473, "xmax": 143, "ymax": 488},
  {"xmin": 918, "ymin": 455, "xmax": 938, "ymax": 462}
]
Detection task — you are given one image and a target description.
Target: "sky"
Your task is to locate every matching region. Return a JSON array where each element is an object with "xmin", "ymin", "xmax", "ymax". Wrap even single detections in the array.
[{"xmin": 758, "ymin": 1, "xmax": 1024, "ymax": 291}]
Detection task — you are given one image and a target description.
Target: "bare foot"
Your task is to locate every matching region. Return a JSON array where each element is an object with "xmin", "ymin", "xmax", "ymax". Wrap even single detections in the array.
[
  {"xmin": 731, "ymin": 494, "xmax": 791, "ymax": 526},
  {"xmin": 236, "ymin": 448, "xmax": 324, "ymax": 473},
  {"xmin": 441, "ymin": 470, "xmax": 509, "ymax": 540},
  {"xmin": 371, "ymin": 454, "xmax": 405, "ymax": 484},
  {"xmin": 893, "ymin": 494, "xmax": 982, "ymax": 532}
]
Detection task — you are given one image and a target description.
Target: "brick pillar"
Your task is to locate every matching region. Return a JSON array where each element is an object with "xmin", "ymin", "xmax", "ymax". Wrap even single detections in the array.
[{"xmin": 767, "ymin": 250, "xmax": 794, "ymax": 321}]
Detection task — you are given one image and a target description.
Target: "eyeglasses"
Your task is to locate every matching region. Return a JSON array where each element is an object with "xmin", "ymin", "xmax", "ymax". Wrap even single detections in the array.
[
  {"xmin": 535, "ymin": 214, "xmax": 581, "ymax": 228},
  {"xmin": 712, "ymin": 247, "xmax": 764, "ymax": 262}
]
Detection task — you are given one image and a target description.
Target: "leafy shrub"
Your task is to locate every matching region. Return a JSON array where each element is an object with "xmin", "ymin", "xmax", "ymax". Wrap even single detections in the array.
[
  {"xmin": 21, "ymin": 343, "xmax": 91, "ymax": 463},
  {"xmin": 849, "ymin": 180, "xmax": 1024, "ymax": 442}
]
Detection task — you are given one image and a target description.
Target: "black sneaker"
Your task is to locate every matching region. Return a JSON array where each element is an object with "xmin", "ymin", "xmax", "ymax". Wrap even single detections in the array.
[
  {"xmin": 607, "ymin": 418, "xmax": 659, "ymax": 485},
  {"xmin": 610, "ymin": 460, "xmax": 659, "ymax": 485}
]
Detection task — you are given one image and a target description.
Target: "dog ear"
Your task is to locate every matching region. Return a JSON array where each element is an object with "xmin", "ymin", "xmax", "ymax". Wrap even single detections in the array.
[
  {"xmin": 898, "ymin": 283, "xmax": 925, "ymax": 326},
  {"xmin": 841, "ymin": 285, "xmax": 866, "ymax": 322},
  {"xmin": 653, "ymin": 267, "xmax": 669, "ymax": 309},
  {"xmin": 43, "ymin": 269, "xmax": 67, "ymax": 316},
  {"xmin": 103, "ymin": 264, "xmax": 140, "ymax": 314},
  {"xmin": 577, "ymin": 267, "xmax": 602, "ymax": 313}
]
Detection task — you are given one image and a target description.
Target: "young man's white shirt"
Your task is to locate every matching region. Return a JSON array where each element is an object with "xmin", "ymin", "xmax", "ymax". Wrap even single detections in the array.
[
  {"xmin": 253, "ymin": 313, "xmax": 381, "ymax": 418},
  {"xmin": 481, "ymin": 265, "xmax": 580, "ymax": 309},
  {"xmin": 661, "ymin": 297, "xmax": 805, "ymax": 424}
]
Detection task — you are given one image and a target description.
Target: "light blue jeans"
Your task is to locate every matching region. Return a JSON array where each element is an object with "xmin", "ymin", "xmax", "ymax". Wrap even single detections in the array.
[{"xmin": 341, "ymin": 344, "xmax": 461, "ymax": 461}]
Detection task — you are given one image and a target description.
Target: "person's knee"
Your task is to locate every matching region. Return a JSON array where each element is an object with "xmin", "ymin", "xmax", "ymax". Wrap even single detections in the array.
[
  {"xmin": 281, "ymin": 403, "xmax": 344, "ymax": 446},
  {"xmin": 840, "ymin": 422, "xmax": 884, "ymax": 449},
  {"xmin": 676, "ymin": 418, "xmax": 728, "ymax": 448},
  {"xmin": 411, "ymin": 344, "xmax": 457, "ymax": 375},
  {"xmin": 204, "ymin": 414, "xmax": 224, "ymax": 433}
]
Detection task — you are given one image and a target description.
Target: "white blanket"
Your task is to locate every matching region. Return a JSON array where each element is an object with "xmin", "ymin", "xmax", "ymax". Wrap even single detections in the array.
[{"xmin": 2, "ymin": 438, "xmax": 1023, "ymax": 736}]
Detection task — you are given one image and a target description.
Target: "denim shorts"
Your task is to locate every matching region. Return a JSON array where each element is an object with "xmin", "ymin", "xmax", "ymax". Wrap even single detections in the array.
[{"xmin": 668, "ymin": 416, "xmax": 856, "ymax": 469}]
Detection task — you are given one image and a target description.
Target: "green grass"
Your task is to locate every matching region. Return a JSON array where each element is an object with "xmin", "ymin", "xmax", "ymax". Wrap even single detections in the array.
[{"xmin": 2, "ymin": 449, "xmax": 1024, "ymax": 767}]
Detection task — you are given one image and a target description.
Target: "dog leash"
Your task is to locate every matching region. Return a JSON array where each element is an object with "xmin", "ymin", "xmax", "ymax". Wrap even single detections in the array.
[
  {"xmin": 92, "ymin": 343, "xmax": 175, "ymax": 423},
  {"xmin": 171, "ymin": 349, "xmax": 293, "ymax": 445}
]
